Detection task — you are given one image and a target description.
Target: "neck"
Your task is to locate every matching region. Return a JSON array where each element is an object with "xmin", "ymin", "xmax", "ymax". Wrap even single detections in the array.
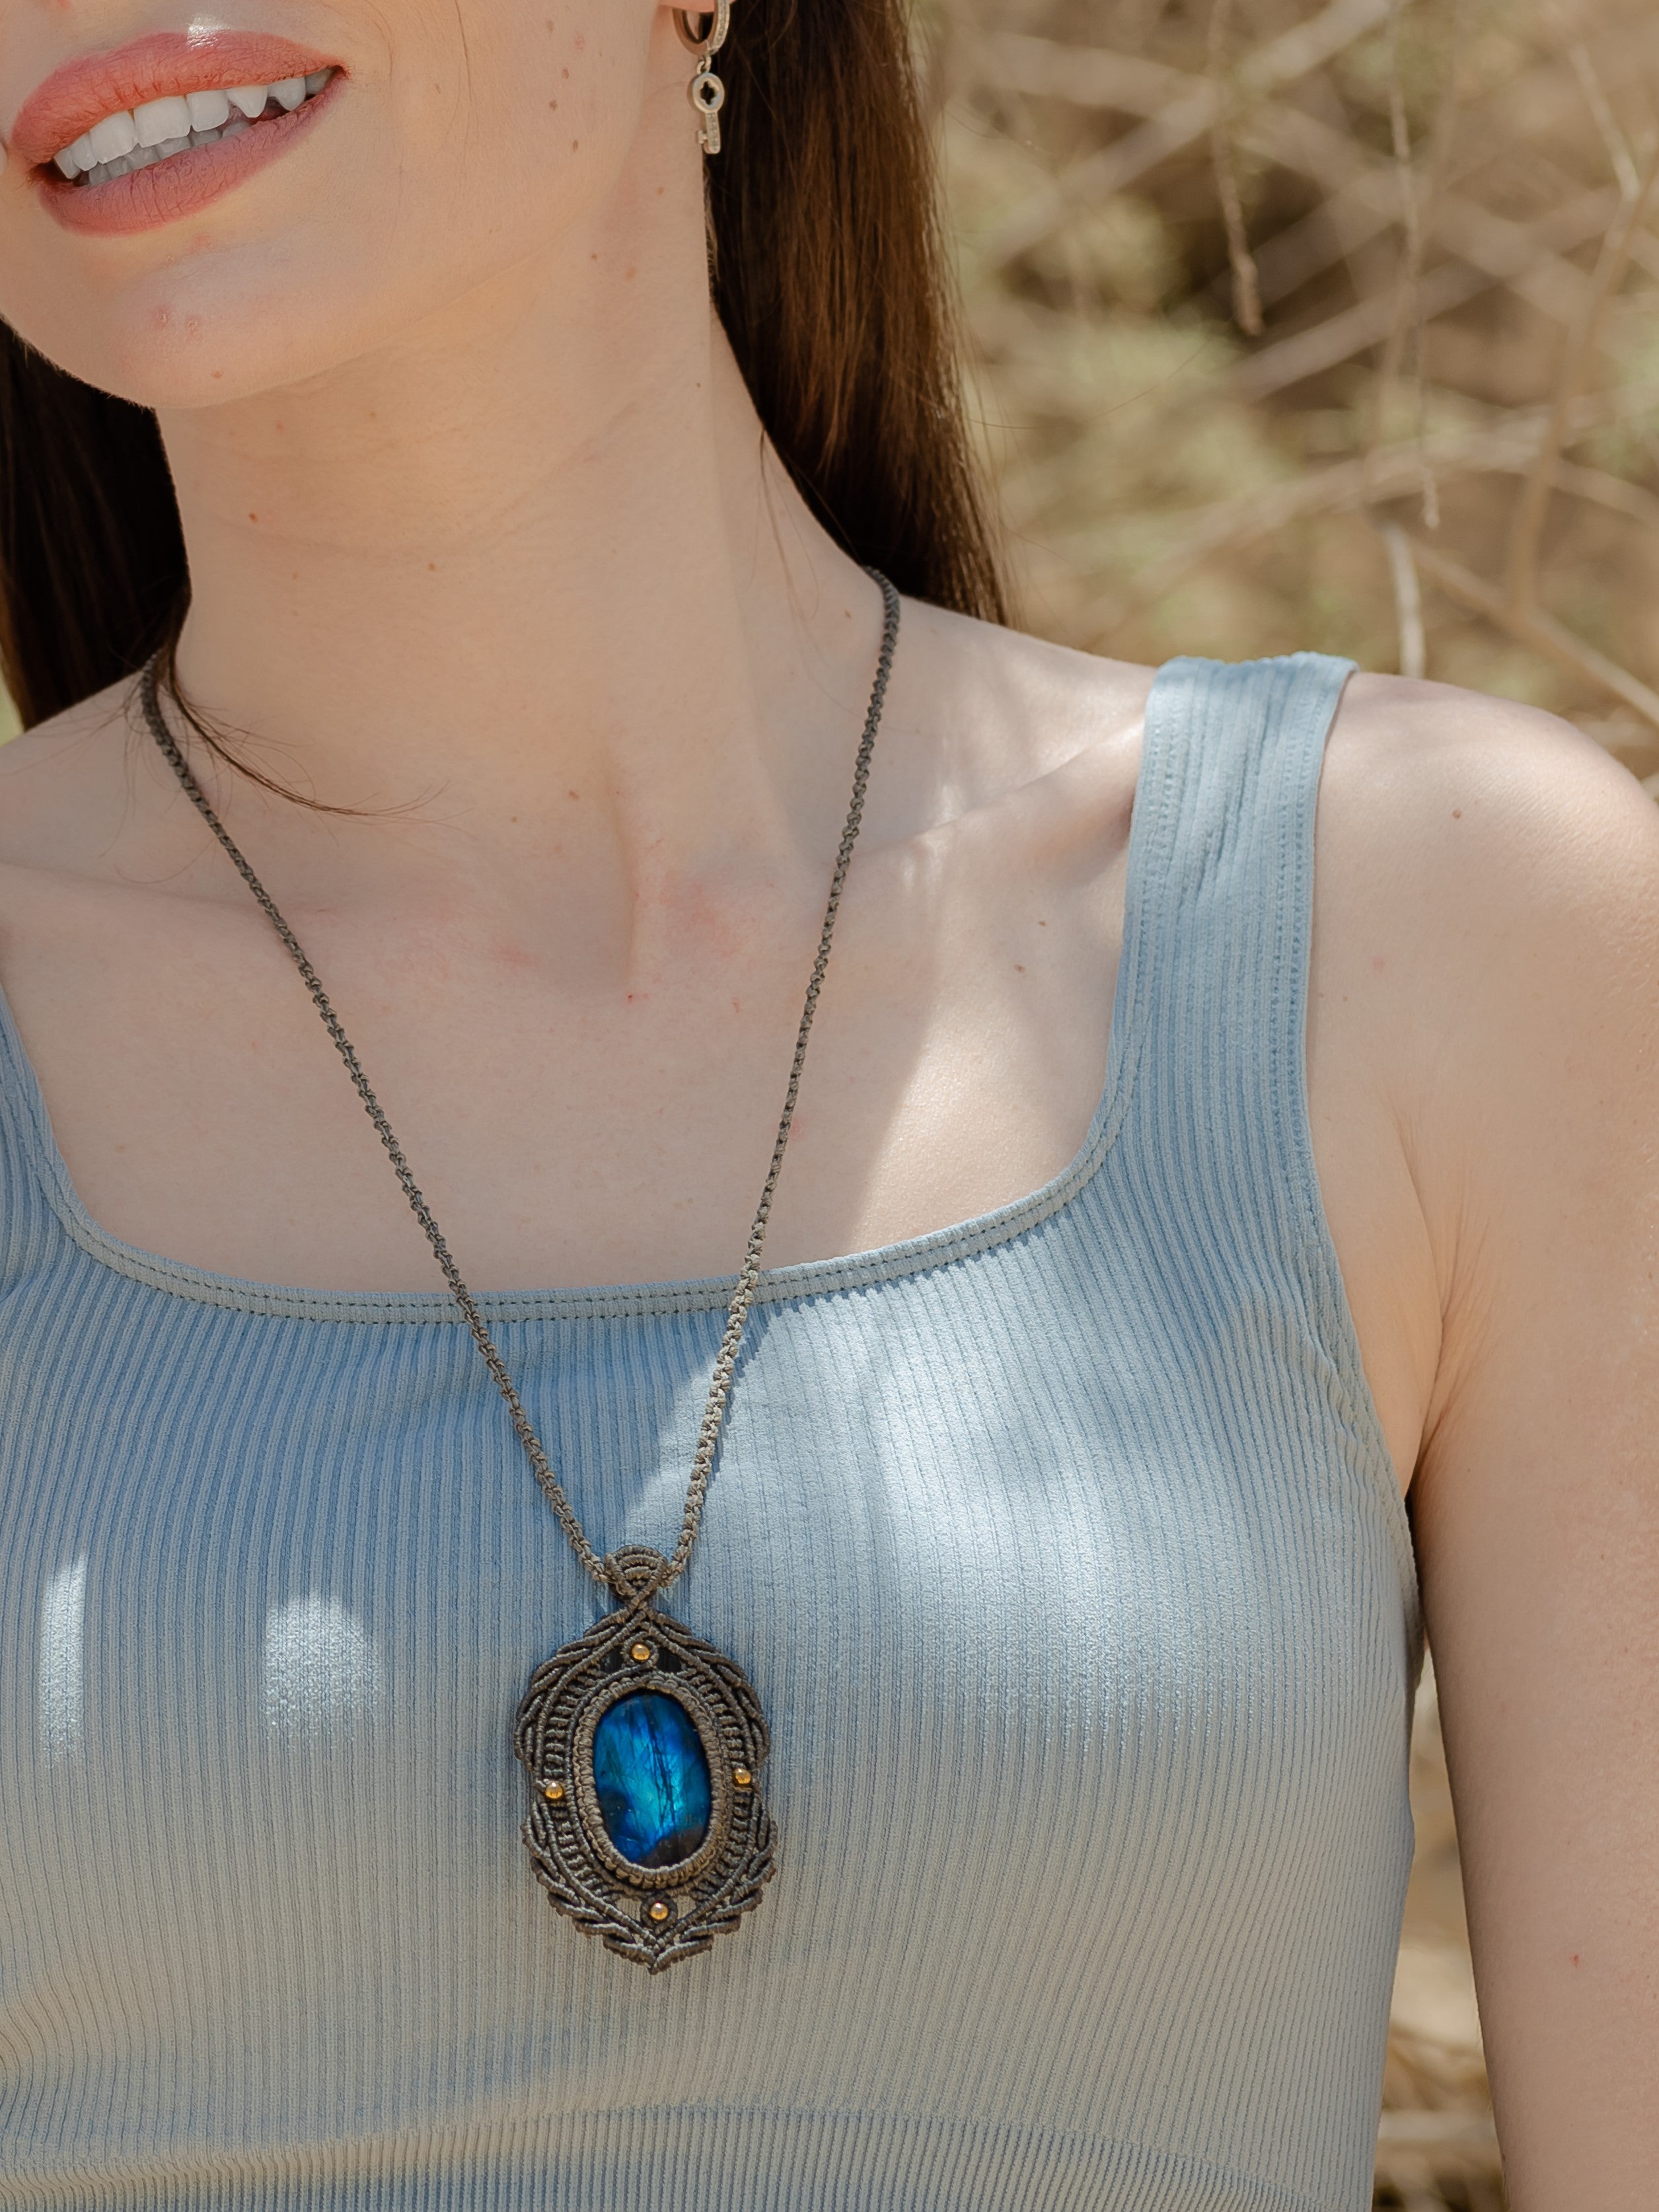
[{"xmin": 157, "ymin": 176, "xmax": 880, "ymax": 881}]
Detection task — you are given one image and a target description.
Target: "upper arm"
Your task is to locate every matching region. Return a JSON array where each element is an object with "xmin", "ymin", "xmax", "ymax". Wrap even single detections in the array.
[{"xmin": 1324, "ymin": 675, "xmax": 1659, "ymax": 2206}]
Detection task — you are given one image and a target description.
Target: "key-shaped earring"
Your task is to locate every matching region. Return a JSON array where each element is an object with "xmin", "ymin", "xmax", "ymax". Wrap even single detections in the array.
[{"xmin": 674, "ymin": 0, "xmax": 732, "ymax": 156}]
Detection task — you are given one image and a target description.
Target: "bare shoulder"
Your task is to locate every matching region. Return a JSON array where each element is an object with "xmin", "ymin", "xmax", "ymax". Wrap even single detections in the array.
[
  {"xmin": 1315, "ymin": 673, "xmax": 1659, "ymax": 1044},
  {"xmin": 1322, "ymin": 669, "xmax": 1659, "ymax": 922},
  {"xmin": 1311, "ymin": 671, "xmax": 1659, "ymax": 1331}
]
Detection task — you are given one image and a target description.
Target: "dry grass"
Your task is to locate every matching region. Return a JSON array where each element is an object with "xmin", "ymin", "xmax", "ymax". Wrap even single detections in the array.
[
  {"xmin": 936, "ymin": 0, "xmax": 1659, "ymax": 790},
  {"xmin": 930, "ymin": 0, "xmax": 1659, "ymax": 2198}
]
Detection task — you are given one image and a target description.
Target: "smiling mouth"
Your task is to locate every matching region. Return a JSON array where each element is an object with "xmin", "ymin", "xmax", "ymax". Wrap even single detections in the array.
[{"xmin": 49, "ymin": 68, "xmax": 336, "ymax": 188}]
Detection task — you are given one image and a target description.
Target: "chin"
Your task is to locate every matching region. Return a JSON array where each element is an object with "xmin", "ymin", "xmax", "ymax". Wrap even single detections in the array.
[{"xmin": 3, "ymin": 250, "xmax": 374, "ymax": 410}]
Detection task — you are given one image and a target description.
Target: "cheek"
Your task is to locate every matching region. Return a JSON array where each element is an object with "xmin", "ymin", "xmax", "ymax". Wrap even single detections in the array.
[{"xmin": 0, "ymin": 5, "xmax": 648, "ymax": 410}]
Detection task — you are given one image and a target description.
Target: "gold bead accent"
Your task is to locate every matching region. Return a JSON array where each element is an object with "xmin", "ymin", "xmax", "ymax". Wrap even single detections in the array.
[
  {"xmin": 630, "ymin": 1642, "xmax": 653, "ymax": 1665},
  {"xmin": 647, "ymin": 1899, "xmax": 672, "ymax": 1923},
  {"xmin": 733, "ymin": 1766, "xmax": 753, "ymax": 1788},
  {"xmin": 542, "ymin": 1779, "xmax": 566, "ymax": 1802}
]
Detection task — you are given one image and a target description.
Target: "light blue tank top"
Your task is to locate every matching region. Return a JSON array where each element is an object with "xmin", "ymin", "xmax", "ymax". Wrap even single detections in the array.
[{"xmin": 0, "ymin": 654, "xmax": 1420, "ymax": 2212}]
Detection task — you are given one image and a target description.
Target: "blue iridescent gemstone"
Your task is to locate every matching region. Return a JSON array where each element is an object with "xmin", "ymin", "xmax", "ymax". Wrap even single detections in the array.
[{"xmin": 591, "ymin": 1691, "xmax": 712, "ymax": 1868}]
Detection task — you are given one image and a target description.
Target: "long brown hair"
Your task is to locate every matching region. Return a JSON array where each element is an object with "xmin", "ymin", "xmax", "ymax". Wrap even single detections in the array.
[{"xmin": 0, "ymin": 0, "xmax": 1005, "ymax": 735}]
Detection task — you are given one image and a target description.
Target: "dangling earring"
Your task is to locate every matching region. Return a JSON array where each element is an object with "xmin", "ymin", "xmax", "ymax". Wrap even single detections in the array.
[{"xmin": 673, "ymin": 0, "xmax": 731, "ymax": 157}]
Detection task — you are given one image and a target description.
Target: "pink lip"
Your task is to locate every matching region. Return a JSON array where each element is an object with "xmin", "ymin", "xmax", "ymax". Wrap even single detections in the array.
[
  {"xmin": 11, "ymin": 30, "xmax": 337, "ymax": 163},
  {"xmin": 12, "ymin": 30, "xmax": 343, "ymax": 236}
]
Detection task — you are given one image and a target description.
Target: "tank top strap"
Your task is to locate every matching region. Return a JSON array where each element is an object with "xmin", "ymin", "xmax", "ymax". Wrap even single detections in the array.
[
  {"xmin": 0, "ymin": 977, "xmax": 86, "ymax": 1288},
  {"xmin": 1116, "ymin": 649, "xmax": 1357, "ymax": 1256}
]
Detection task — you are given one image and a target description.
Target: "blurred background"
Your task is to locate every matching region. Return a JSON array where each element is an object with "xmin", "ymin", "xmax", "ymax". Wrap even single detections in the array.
[
  {"xmin": 927, "ymin": 0, "xmax": 1659, "ymax": 2201},
  {"xmin": 938, "ymin": 0, "xmax": 1659, "ymax": 779}
]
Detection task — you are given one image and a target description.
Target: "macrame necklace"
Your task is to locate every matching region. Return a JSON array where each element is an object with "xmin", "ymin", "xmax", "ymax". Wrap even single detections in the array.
[{"xmin": 139, "ymin": 574, "xmax": 901, "ymax": 1972}]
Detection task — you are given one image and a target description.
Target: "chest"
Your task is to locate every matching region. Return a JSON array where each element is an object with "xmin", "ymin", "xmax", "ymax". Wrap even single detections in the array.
[{"xmin": 0, "ymin": 845, "xmax": 1123, "ymax": 1295}]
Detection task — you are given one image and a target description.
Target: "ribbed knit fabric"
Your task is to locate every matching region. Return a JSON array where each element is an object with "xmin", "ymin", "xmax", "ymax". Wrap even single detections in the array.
[{"xmin": 0, "ymin": 653, "xmax": 1420, "ymax": 2212}]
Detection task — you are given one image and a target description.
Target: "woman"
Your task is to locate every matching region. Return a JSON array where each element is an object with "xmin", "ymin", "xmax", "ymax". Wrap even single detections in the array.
[{"xmin": 0, "ymin": 0, "xmax": 1652, "ymax": 2201}]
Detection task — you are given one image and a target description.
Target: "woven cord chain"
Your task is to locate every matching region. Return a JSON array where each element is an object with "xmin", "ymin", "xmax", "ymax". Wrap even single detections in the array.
[{"xmin": 138, "ymin": 573, "xmax": 901, "ymax": 1600}]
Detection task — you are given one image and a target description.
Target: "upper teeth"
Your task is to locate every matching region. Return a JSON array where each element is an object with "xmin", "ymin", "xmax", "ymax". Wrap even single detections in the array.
[{"xmin": 52, "ymin": 69, "xmax": 331, "ymax": 181}]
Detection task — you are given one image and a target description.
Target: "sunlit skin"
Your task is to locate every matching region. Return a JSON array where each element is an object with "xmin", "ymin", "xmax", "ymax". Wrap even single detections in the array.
[{"xmin": 0, "ymin": 0, "xmax": 1656, "ymax": 2197}]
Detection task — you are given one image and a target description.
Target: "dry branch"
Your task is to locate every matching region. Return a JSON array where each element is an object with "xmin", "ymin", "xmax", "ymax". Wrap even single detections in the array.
[
  {"xmin": 980, "ymin": 0, "xmax": 1395, "ymax": 271},
  {"xmin": 1380, "ymin": 524, "xmax": 1426, "ymax": 677},
  {"xmin": 1504, "ymin": 143, "xmax": 1659, "ymax": 613},
  {"xmin": 1209, "ymin": 0, "xmax": 1265, "ymax": 332}
]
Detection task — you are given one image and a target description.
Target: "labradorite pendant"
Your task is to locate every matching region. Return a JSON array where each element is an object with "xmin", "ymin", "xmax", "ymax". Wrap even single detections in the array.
[{"xmin": 513, "ymin": 1546, "xmax": 776, "ymax": 1971}]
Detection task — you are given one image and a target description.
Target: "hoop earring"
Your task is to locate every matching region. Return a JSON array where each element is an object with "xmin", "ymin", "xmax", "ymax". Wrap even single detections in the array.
[{"xmin": 673, "ymin": 0, "xmax": 731, "ymax": 157}]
